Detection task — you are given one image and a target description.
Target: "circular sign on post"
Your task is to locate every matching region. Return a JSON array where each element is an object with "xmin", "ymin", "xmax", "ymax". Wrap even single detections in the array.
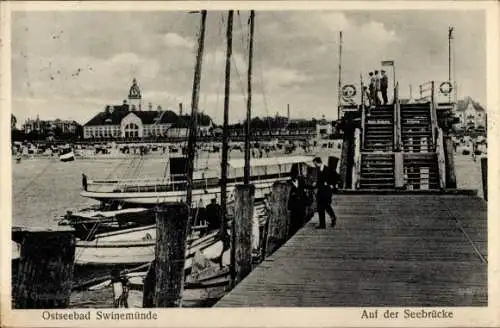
[
  {"xmin": 439, "ymin": 82, "xmax": 453, "ymax": 95},
  {"xmin": 342, "ymin": 85, "xmax": 357, "ymax": 99}
]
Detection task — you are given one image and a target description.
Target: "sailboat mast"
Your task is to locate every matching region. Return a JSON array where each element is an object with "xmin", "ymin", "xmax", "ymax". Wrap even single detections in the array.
[
  {"xmin": 244, "ymin": 10, "xmax": 255, "ymax": 185},
  {"xmin": 337, "ymin": 31, "xmax": 343, "ymax": 120},
  {"xmin": 186, "ymin": 10, "xmax": 207, "ymax": 220},
  {"xmin": 220, "ymin": 10, "xmax": 234, "ymax": 238}
]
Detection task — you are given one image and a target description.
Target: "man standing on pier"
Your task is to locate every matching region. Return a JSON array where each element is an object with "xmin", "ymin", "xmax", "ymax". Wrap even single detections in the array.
[{"xmin": 312, "ymin": 157, "xmax": 337, "ymax": 229}]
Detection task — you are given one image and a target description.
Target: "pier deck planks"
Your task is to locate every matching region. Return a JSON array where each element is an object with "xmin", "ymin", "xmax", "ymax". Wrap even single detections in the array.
[{"xmin": 216, "ymin": 194, "xmax": 487, "ymax": 307}]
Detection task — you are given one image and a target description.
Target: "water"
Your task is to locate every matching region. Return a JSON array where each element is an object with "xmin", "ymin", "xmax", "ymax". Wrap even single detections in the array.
[{"xmin": 11, "ymin": 150, "xmax": 484, "ymax": 307}]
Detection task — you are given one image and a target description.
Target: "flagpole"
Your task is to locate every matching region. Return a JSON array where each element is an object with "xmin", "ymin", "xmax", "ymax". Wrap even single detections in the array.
[
  {"xmin": 448, "ymin": 26, "xmax": 454, "ymax": 104},
  {"xmin": 337, "ymin": 31, "xmax": 343, "ymax": 120},
  {"xmin": 448, "ymin": 26, "xmax": 453, "ymax": 82}
]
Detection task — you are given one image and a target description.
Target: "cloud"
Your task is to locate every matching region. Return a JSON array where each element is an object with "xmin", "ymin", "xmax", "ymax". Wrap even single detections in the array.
[
  {"xmin": 262, "ymin": 67, "xmax": 310, "ymax": 89},
  {"xmin": 163, "ymin": 33, "xmax": 194, "ymax": 49},
  {"xmin": 10, "ymin": 10, "xmax": 486, "ymax": 124}
]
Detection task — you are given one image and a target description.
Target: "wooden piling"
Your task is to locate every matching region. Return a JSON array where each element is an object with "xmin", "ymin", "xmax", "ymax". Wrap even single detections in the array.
[
  {"xmin": 305, "ymin": 166, "xmax": 317, "ymax": 215},
  {"xmin": 339, "ymin": 137, "xmax": 351, "ymax": 189},
  {"xmin": 153, "ymin": 203, "xmax": 189, "ymax": 307},
  {"xmin": 264, "ymin": 181, "xmax": 291, "ymax": 258},
  {"xmin": 231, "ymin": 184, "xmax": 255, "ymax": 285},
  {"xmin": 13, "ymin": 229, "xmax": 75, "ymax": 309},
  {"xmin": 142, "ymin": 261, "xmax": 156, "ymax": 308},
  {"xmin": 481, "ymin": 157, "xmax": 487, "ymax": 201},
  {"xmin": 444, "ymin": 136, "xmax": 457, "ymax": 189}
]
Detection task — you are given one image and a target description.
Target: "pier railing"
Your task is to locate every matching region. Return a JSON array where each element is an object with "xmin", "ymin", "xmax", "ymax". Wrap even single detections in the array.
[
  {"xmin": 435, "ymin": 128, "xmax": 447, "ymax": 189},
  {"xmin": 429, "ymin": 81, "xmax": 438, "ymax": 146},
  {"xmin": 360, "ymin": 81, "xmax": 367, "ymax": 150},
  {"xmin": 352, "ymin": 128, "xmax": 361, "ymax": 190}
]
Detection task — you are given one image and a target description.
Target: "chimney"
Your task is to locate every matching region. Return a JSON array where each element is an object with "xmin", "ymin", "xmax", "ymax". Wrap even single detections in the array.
[
  {"xmin": 287, "ymin": 104, "xmax": 290, "ymax": 122},
  {"xmin": 179, "ymin": 102, "xmax": 183, "ymax": 116},
  {"xmin": 148, "ymin": 102, "xmax": 153, "ymax": 111}
]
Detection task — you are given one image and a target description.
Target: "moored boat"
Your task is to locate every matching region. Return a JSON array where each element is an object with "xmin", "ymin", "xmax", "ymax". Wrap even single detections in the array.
[
  {"xmin": 58, "ymin": 207, "xmax": 154, "ymax": 240},
  {"xmin": 80, "ymin": 156, "xmax": 313, "ymax": 207},
  {"xmin": 74, "ymin": 226, "xmax": 229, "ymax": 267}
]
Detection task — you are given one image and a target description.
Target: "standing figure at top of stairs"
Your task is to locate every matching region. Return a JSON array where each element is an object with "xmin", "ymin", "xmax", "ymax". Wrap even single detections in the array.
[{"xmin": 381, "ymin": 70, "xmax": 389, "ymax": 105}]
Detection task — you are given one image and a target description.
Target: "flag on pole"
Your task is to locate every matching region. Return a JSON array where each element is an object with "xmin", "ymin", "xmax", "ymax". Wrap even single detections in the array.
[{"xmin": 381, "ymin": 60, "xmax": 394, "ymax": 66}]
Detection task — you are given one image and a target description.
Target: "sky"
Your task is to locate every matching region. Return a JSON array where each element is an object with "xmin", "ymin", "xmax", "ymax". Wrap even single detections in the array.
[{"xmin": 11, "ymin": 9, "xmax": 486, "ymax": 125}]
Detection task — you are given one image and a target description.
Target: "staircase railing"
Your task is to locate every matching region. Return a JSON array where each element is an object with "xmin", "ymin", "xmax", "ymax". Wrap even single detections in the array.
[
  {"xmin": 393, "ymin": 82, "xmax": 402, "ymax": 151},
  {"xmin": 429, "ymin": 81, "xmax": 438, "ymax": 147},
  {"xmin": 360, "ymin": 81, "xmax": 366, "ymax": 151},
  {"xmin": 435, "ymin": 127, "xmax": 447, "ymax": 189},
  {"xmin": 429, "ymin": 81, "xmax": 447, "ymax": 189},
  {"xmin": 352, "ymin": 128, "xmax": 361, "ymax": 189}
]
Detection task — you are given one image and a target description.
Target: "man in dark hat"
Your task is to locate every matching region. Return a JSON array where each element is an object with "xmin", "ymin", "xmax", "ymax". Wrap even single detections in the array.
[
  {"xmin": 381, "ymin": 70, "xmax": 389, "ymax": 105},
  {"xmin": 312, "ymin": 157, "xmax": 338, "ymax": 229}
]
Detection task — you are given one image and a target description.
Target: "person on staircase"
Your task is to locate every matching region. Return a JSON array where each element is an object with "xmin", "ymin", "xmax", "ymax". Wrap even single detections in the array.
[
  {"xmin": 374, "ymin": 70, "xmax": 382, "ymax": 106},
  {"xmin": 363, "ymin": 86, "xmax": 371, "ymax": 109},
  {"xmin": 312, "ymin": 157, "xmax": 338, "ymax": 229},
  {"xmin": 381, "ymin": 70, "xmax": 389, "ymax": 105},
  {"xmin": 368, "ymin": 72, "xmax": 376, "ymax": 107}
]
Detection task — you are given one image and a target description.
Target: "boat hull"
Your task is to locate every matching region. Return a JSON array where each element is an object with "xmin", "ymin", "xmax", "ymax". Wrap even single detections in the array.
[
  {"xmin": 81, "ymin": 177, "xmax": 284, "ymax": 206},
  {"xmin": 74, "ymin": 226, "xmax": 229, "ymax": 267}
]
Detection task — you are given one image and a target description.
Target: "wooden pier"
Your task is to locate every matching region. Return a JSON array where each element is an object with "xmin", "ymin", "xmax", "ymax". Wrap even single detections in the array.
[{"xmin": 216, "ymin": 193, "xmax": 487, "ymax": 307}]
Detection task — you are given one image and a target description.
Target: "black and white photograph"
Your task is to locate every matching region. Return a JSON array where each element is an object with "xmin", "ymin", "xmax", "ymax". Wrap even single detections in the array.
[{"xmin": 2, "ymin": 1, "xmax": 498, "ymax": 327}]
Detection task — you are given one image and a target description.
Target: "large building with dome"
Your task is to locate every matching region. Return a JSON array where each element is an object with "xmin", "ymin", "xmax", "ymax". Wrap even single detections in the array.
[{"xmin": 83, "ymin": 78, "xmax": 213, "ymax": 139}]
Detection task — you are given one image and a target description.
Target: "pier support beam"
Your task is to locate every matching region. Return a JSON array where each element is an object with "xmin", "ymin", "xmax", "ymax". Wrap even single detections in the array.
[
  {"xmin": 394, "ymin": 152, "xmax": 404, "ymax": 188},
  {"xmin": 13, "ymin": 230, "xmax": 75, "ymax": 309},
  {"xmin": 264, "ymin": 181, "xmax": 291, "ymax": 258},
  {"xmin": 481, "ymin": 157, "xmax": 487, "ymax": 201},
  {"xmin": 444, "ymin": 136, "xmax": 457, "ymax": 189},
  {"xmin": 231, "ymin": 184, "xmax": 255, "ymax": 286},
  {"xmin": 153, "ymin": 204, "xmax": 189, "ymax": 307}
]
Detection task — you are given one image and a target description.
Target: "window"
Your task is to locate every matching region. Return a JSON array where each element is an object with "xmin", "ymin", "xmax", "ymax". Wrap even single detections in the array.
[{"xmin": 124, "ymin": 123, "xmax": 140, "ymax": 138}]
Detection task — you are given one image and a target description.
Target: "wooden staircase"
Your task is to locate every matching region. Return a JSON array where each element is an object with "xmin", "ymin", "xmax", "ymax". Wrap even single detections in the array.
[
  {"xmin": 401, "ymin": 103, "xmax": 435, "ymax": 153},
  {"xmin": 356, "ymin": 99, "xmax": 442, "ymax": 190},
  {"xmin": 363, "ymin": 105, "xmax": 394, "ymax": 152},
  {"xmin": 360, "ymin": 153, "xmax": 395, "ymax": 189},
  {"xmin": 400, "ymin": 102, "xmax": 440, "ymax": 189},
  {"xmin": 359, "ymin": 105, "xmax": 395, "ymax": 189},
  {"xmin": 403, "ymin": 153, "xmax": 440, "ymax": 190}
]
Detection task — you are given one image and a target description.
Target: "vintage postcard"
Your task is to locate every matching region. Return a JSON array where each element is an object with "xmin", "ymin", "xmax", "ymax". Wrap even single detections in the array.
[{"xmin": 1, "ymin": 1, "xmax": 498, "ymax": 327}]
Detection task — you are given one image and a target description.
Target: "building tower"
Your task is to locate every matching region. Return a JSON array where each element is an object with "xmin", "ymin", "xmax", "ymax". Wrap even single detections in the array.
[{"xmin": 128, "ymin": 78, "xmax": 142, "ymax": 111}]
